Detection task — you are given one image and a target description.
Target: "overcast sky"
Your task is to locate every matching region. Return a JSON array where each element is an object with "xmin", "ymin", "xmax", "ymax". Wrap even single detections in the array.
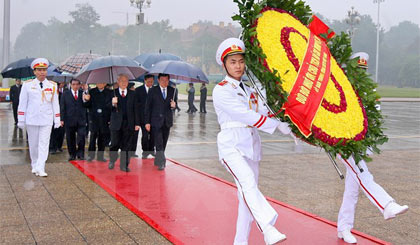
[{"xmin": 1, "ymin": 0, "xmax": 420, "ymax": 42}]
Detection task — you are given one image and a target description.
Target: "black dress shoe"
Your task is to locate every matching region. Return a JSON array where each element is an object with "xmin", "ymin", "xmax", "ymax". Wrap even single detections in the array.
[
  {"xmin": 132, "ymin": 154, "xmax": 139, "ymax": 158},
  {"xmin": 77, "ymin": 156, "xmax": 85, "ymax": 160},
  {"xmin": 57, "ymin": 148, "xmax": 63, "ymax": 153},
  {"xmin": 68, "ymin": 156, "xmax": 76, "ymax": 161},
  {"xmin": 158, "ymin": 165, "xmax": 165, "ymax": 171},
  {"xmin": 120, "ymin": 167, "xmax": 131, "ymax": 172},
  {"xmin": 141, "ymin": 153, "xmax": 148, "ymax": 159},
  {"xmin": 108, "ymin": 162, "xmax": 115, "ymax": 169},
  {"xmin": 87, "ymin": 156, "xmax": 93, "ymax": 162},
  {"xmin": 97, "ymin": 158, "xmax": 108, "ymax": 162}
]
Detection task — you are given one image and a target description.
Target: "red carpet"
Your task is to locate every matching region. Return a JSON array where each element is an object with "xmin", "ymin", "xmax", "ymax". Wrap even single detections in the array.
[{"xmin": 70, "ymin": 158, "xmax": 389, "ymax": 245}]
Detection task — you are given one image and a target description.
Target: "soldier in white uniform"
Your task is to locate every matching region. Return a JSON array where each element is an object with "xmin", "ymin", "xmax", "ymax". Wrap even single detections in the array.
[
  {"xmin": 336, "ymin": 53, "xmax": 408, "ymax": 243},
  {"xmin": 17, "ymin": 58, "xmax": 60, "ymax": 177},
  {"xmin": 213, "ymin": 38, "xmax": 291, "ymax": 245}
]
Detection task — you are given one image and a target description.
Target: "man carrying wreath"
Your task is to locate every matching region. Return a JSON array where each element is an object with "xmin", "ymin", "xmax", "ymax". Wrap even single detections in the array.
[{"xmin": 213, "ymin": 38, "xmax": 291, "ymax": 245}]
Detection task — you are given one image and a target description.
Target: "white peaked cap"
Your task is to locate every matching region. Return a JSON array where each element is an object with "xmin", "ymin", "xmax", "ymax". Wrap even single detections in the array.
[{"xmin": 215, "ymin": 38, "xmax": 246, "ymax": 66}]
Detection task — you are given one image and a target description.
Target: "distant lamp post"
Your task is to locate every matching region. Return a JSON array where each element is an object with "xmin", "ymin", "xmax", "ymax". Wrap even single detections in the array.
[
  {"xmin": 2, "ymin": 0, "xmax": 11, "ymax": 88},
  {"xmin": 129, "ymin": 0, "xmax": 152, "ymax": 54},
  {"xmin": 373, "ymin": 0, "xmax": 385, "ymax": 83},
  {"xmin": 345, "ymin": 6, "xmax": 361, "ymax": 45}
]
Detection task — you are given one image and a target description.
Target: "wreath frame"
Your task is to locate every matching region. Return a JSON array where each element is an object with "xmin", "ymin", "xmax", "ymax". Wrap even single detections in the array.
[{"xmin": 232, "ymin": 0, "xmax": 388, "ymax": 163}]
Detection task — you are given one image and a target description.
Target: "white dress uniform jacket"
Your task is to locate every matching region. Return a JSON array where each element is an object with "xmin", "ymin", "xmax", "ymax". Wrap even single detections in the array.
[
  {"xmin": 213, "ymin": 75, "xmax": 280, "ymax": 162},
  {"xmin": 17, "ymin": 78, "xmax": 60, "ymax": 175},
  {"xmin": 17, "ymin": 78, "xmax": 60, "ymax": 126}
]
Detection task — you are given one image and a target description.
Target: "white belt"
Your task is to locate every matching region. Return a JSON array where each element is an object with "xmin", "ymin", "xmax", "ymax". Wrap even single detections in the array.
[{"xmin": 220, "ymin": 121, "xmax": 252, "ymax": 130}]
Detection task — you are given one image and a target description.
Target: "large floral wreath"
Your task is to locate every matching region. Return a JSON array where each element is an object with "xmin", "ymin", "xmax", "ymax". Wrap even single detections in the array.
[{"xmin": 233, "ymin": 0, "xmax": 388, "ymax": 163}]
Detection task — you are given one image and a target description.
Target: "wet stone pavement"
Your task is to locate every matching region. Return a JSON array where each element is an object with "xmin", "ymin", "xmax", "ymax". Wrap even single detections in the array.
[{"xmin": 0, "ymin": 101, "xmax": 419, "ymax": 244}]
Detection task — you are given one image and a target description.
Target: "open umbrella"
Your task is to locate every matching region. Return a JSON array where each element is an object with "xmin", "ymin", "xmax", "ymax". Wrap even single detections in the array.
[
  {"xmin": 1, "ymin": 57, "xmax": 35, "ymax": 79},
  {"xmin": 134, "ymin": 53, "xmax": 181, "ymax": 69},
  {"xmin": 148, "ymin": 60, "xmax": 209, "ymax": 84},
  {"xmin": 47, "ymin": 64, "xmax": 61, "ymax": 78},
  {"xmin": 58, "ymin": 53, "xmax": 102, "ymax": 74},
  {"xmin": 75, "ymin": 55, "xmax": 147, "ymax": 85},
  {"xmin": 49, "ymin": 72, "xmax": 74, "ymax": 83}
]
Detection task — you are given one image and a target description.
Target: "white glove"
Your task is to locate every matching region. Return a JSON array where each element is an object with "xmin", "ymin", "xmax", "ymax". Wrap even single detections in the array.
[
  {"xmin": 277, "ymin": 122, "xmax": 291, "ymax": 135},
  {"xmin": 17, "ymin": 121, "xmax": 25, "ymax": 129},
  {"xmin": 54, "ymin": 123, "xmax": 60, "ymax": 129}
]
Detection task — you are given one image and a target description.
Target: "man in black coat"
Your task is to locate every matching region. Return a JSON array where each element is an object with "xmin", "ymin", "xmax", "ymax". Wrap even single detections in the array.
[
  {"xmin": 10, "ymin": 79, "xmax": 22, "ymax": 125},
  {"xmin": 109, "ymin": 74, "xmax": 140, "ymax": 172},
  {"xmin": 134, "ymin": 74, "xmax": 155, "ymax": 159},
  {"xmin": 60, "ymin": 79, "xmax": 88, "ymax": 160},
  {"xmin": 84, "ymin": 82, "xmax": 112, "ymax": 162},
  {"xmin": 54, "ymin": 82, "xmax": 66, "ymax": 152},
  {"xmin": 200, "ymin": 82, "xmax": 207, "ymax": 113},
  {"xmin": 145, "ymin": 73, "xmax": 177, "ymax": 170}
]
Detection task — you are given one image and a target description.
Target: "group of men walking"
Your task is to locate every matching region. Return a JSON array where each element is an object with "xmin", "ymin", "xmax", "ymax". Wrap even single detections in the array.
[{"xmin": 16, "ymin": 58, "xmax": 178, "ymax": 176}]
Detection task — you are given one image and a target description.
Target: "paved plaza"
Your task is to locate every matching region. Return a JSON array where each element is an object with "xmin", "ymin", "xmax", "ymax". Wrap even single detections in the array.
[{"xmin": 0, "ymin": 101, "xmax": 419, "ymax": 244}]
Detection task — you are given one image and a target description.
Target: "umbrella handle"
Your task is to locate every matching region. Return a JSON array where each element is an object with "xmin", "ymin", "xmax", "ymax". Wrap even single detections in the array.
[{"xmin": 173, "ymin": 87, "xmax": 177, "ymax": 101}]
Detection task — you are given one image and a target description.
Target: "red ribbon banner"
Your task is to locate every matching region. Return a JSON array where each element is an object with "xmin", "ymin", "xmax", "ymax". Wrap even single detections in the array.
[{"xmin": 283, "ymin": 32, "xmax": 331, "ymax": 137}]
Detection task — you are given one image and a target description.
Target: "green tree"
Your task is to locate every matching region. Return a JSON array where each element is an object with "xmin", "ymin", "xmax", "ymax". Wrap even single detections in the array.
[
  {"xmin": 380, "ymin": 21, "xmax": 420, "ymax": 86},
  {"xmin": 69, "ymin": 3, "xmax": 100, "ymax": 27},
  {"xmin": 14, "ymin": 22, "xmax": 48, "ymax": 59}
]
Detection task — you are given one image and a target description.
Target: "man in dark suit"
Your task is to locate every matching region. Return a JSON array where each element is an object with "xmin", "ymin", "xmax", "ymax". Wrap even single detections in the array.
[
  {"xmin": 49, "ymin": 81, "xmax": 66, "ymax": 154},
  {"xmin": 109, "ymin": 74, "xmax": 140, "ymax": 172},
  {"xmin": 145, "ymin": 73, "xmax": 177, "ymax": 170},
  {"xmin": 60, "ymin": 79, "xmax": 88, "ymax": 160},
  {"xmin": 134, "ymin": 74, "xmax": 155, "ymax": 159},
  {"xmin": 84, "ymin": 82, "xmax": 112, "ymax": 162},
  {"xmin": 10, "ymin": 79, "xmax": 22, "ymax": 125}
]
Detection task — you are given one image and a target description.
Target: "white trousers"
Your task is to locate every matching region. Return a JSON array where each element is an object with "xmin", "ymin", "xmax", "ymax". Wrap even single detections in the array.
[
  {"xmin": 26, "ymin": 125, "xmax": 52, "ymax": 173},
  {"xmin": 337, "ymin": 155, "xmax": 393, "ymax": 232},
  {"xmin": 222, "ymin": 154, "xmax": 278, "ymax": 245}
]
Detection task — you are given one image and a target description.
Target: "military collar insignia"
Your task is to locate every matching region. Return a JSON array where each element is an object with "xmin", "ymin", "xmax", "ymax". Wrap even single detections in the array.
[{"xmin": 218, "ymin": 80, "xmax": 228, "ymax": 86}]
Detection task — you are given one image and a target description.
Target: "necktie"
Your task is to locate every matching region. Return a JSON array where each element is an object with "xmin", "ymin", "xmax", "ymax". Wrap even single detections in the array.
[
  {"xmin": 162, "ymin": 88, "xmax": 166, "ymax": 99},
  {"xmin": 122, "ymin": 90, "xmax": 126, "ymax": 98},
  {"xmin": 39, "ymin": 82, "xmax": 43, "ymax": 89},
  {"xmin": 239, "ymin": 82, "xmax": 246, "ymax": 92},
  {"xmin": 74, "ymin": 91, "xmax": 78, "ymax": 100}
]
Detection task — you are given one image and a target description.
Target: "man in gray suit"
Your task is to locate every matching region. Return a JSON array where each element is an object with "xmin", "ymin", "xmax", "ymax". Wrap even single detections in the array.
[{"xmin": 186, "ymin": 83, "xmax": 197, "ymax": 114}]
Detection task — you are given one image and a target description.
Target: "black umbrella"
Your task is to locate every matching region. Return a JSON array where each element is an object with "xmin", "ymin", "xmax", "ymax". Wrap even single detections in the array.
[
  {"xmin": 134, "ymin": 53, "xmax": 181, "ymax": 69},
  {"xmin": 49, "ymin": 72, "xmax": 74, "ymax": 83},
  {"xmin": 1, "ymin": 57, "xmax": 35, "ymax": 79}
]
